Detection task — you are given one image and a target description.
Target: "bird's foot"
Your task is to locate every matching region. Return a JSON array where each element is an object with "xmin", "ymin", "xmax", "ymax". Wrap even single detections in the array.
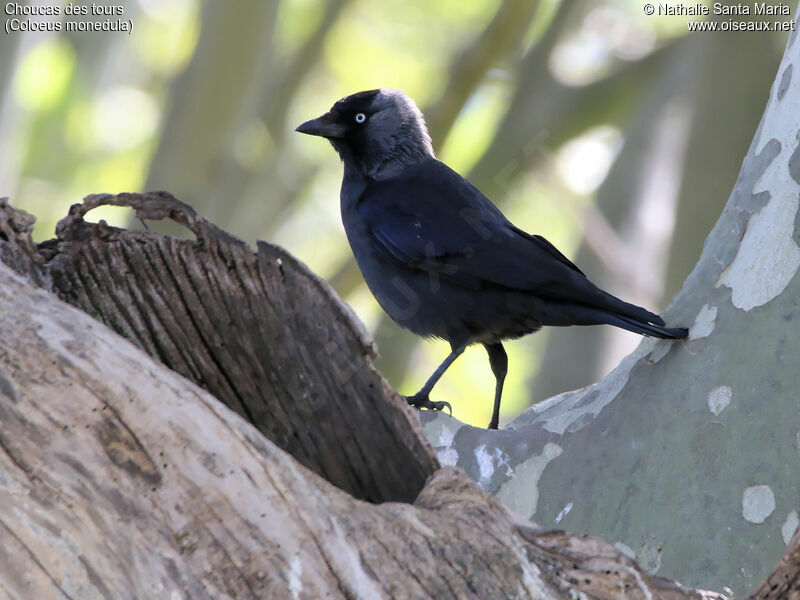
[{"xmin": 406, "ymin": 393, "xmax": 452, "ymax": 416}]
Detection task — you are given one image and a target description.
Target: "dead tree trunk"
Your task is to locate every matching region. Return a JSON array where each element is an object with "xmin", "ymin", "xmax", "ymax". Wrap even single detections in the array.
[{"xmin": 41, "ymin": 192, "xmax": 436, "ymax": 505}]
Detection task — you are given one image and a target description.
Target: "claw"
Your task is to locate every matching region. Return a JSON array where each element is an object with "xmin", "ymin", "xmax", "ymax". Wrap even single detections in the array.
[{"xmin": 406, "ymin": 394, "xmax": 452, "ymax": 416}]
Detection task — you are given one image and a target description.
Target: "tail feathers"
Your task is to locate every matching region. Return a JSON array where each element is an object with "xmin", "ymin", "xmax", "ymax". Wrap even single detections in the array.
[
  {"xmin": 607, "ymin": 313, "xmax": 688, "ymax": 339},
  {"xmin": 584, "ymin": 286, "xmax": 685, "ymax": 337},
  {"xmin": 594, "ymin": 289, "xmax": 665, "ymax": 327},
  {"xmin": 544, "ymin": 303, "xmax": 688, "ymax": 339}
]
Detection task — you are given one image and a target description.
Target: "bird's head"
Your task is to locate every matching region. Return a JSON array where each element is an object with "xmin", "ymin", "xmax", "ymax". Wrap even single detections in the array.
[{"xmin": 296, "ymin": 89, "xmax": 434, "ymax": 177}]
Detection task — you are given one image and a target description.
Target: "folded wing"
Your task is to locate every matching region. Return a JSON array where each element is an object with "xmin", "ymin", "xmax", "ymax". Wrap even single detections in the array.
[{"xmin": 358, "ymin": 159, "xmax": 666, "ymax": 328}]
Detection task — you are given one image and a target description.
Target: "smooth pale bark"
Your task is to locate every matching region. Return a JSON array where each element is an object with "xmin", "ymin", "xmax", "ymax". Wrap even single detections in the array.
[{"xmin": 423, "ymin": 11, "xmax": 800, "ymax": 597}]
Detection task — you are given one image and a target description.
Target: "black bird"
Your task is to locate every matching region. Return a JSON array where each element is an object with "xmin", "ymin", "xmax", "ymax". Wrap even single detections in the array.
[{"xmin": 296, "ymin": 89, "xmax": 687, "ymax": 429}]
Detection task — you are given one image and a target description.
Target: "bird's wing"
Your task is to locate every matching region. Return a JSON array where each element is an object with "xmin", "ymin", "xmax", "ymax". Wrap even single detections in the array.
[
  {"xmin": 358, "ymin": 160, "xmax": 587, "ymax": 295},
  {"xmin": 513, "ymin": 227, "xmax": 584, "ymax": 276},
  {"xmin": 357, "ymin": 160, "xmax": 664, "ymax": 325}
]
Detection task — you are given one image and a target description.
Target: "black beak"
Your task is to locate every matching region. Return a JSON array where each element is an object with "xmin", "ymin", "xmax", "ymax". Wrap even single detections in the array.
[{"xmin": 295, "ymin": 112, "xmax": 345, "ymax": 138}]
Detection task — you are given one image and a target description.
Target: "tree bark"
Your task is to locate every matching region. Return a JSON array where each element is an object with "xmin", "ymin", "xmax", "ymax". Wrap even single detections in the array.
[
  {"xmin": 41, "ymin": 192, "xmax": 436, "ymax": 505},
  {"xmin": 0, "ymin": 197, "xmax": 727, "ymax": 599}
]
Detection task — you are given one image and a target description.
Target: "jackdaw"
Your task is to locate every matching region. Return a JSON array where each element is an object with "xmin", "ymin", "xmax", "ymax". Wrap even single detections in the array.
[{"xmin": 296, "ymin": 88, "xmax": 687, "ymax": 429}]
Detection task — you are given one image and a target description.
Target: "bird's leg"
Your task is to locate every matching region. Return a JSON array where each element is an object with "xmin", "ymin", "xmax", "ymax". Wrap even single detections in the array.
[
  {"xmin": 484, "ymin": 342, "xmax": 507, "ymax": 430},
  {"xmin": 406, "ymin": 342, "xmax": 466, "ymax": 415}
]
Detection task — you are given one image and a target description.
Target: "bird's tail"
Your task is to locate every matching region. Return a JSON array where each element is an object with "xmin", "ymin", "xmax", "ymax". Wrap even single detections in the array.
[
  {"xmin": 544, "ymin": 302, "xmax": 688, "ymax": 339},
  {"xmin": 578, "ymin": 288, "xmax": 689, "ymax": 339},
  {"xmin": 603, "ymin": 313, "xmax": 688, "ymax": 339}
]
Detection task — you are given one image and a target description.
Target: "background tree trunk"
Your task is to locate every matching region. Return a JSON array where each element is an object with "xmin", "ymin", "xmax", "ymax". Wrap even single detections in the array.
[
  {"xmin": 422, "ymin": 12, "xmax": 800, "ymax": 597},
  {"xmin": 529, "ymin": 15, "xmax": 786, "ymax": 400}
]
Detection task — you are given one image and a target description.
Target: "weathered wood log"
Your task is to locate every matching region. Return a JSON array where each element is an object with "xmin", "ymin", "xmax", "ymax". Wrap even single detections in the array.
[
  {"xmin": 40, "ymin": 191, "xmax": 437, "ymax": 504},
  {"xmin": 0, "ymin": 197, "xmax": 49, "ymax": 289}
]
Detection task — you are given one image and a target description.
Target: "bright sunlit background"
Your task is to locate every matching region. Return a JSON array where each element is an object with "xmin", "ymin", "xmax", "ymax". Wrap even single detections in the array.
[{"xmin": 0, "ymin": 0, "xmax": 789, "ymax": 426}]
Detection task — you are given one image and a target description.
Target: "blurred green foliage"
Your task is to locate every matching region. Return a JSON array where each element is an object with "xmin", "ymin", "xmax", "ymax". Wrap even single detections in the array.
[{"xmin": 0, "ymin": 0, "xmax": 788, "ymax": 427}]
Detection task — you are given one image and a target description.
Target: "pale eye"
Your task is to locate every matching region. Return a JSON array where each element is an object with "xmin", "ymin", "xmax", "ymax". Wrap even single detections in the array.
[{"xmin": 354, "ymin": 113, "xmax": 366, "ymax": 123}]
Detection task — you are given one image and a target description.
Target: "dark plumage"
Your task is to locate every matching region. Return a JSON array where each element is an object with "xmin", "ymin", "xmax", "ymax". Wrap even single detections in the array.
[{"xmin": 296, "ymin": 89, "xmax": 687, "ymax": 429}]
